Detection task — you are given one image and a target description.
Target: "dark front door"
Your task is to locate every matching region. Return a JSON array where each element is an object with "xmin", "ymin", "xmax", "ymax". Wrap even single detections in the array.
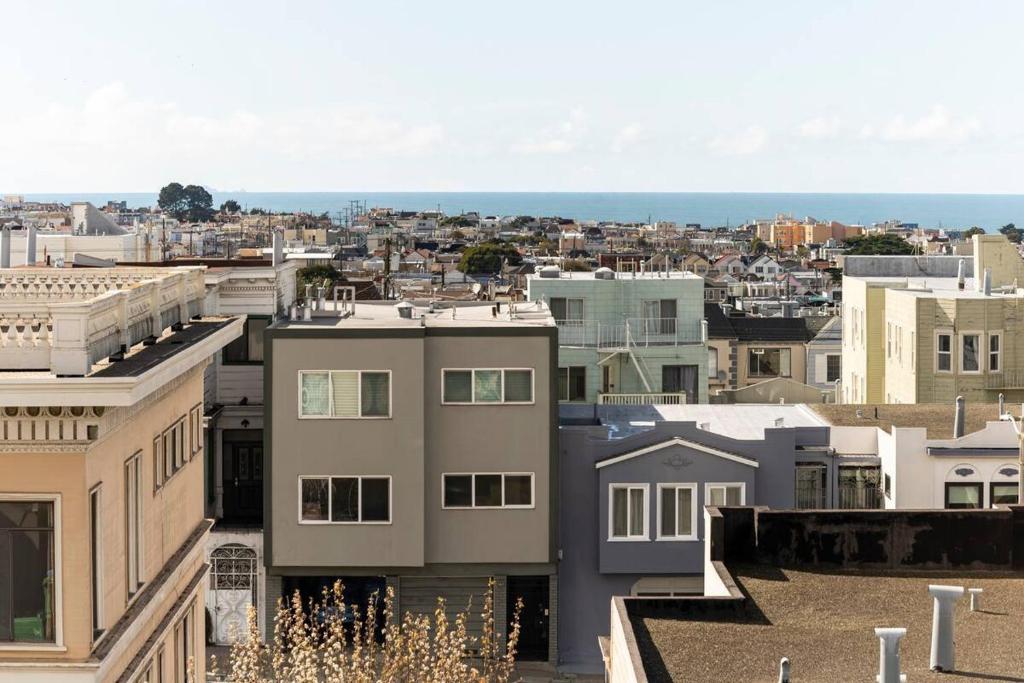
[
  {"xmin": 223, "ymin": 437, "xmax": 263, "ymax": 523},
  {"xmin": 507, "ymin": 576, "xmax": 549, "ymax": 661},
  {"xmin": 662, "ymin": 365, "xmax": 698, "ymax": 403}
]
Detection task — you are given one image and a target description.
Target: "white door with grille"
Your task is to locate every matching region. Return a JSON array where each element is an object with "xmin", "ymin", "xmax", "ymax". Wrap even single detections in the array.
[{"xmin": 210, "ymin": 544, "xmax": 258, "ymax": 644}]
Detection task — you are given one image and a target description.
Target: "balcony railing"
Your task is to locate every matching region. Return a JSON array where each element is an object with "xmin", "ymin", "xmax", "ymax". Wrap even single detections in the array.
[
  {"xmin": 556, "ymin": 318, "xmax": 705, "ymax": 348},
  {"xmin": 598, "ymin": 392, "xmax": 687, "ymax": 406},
  {"xmin": 986, "ymin": 370, "xmax": 1024, "ymax": 389}
]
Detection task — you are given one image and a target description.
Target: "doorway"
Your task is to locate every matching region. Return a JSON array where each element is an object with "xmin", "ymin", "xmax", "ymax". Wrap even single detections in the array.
[
  {"xmin": 222, "ymin": 432, "xmax": 263, "ymax": 524},
  {"xmin": 507, "ymin": 576, "xmax": 549, "ymax": 661}
]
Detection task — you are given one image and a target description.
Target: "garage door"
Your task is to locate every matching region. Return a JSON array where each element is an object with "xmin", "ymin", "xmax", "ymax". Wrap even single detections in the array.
[{"xmin": 399, "ymin": 577, "xmax": 492, "ymax": 642}]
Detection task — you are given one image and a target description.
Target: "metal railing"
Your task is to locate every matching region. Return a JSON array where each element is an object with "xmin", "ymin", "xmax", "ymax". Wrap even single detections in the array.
[
  {"xmin": 986, "ymin": 370, "xmax": 1024, "ymax": 389},
  {"xmin": 597, "ymin": 392, "xmax": 687, "ymax": 406},
  {"xmin": 556, "ymin": 318, "xmax": 704, "ymax": 348}
]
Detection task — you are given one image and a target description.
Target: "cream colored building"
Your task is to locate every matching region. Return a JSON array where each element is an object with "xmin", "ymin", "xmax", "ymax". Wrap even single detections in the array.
[
  {"xmin": 0, "ymin": 266, "xmax": 242, "ymax": 682},
  {"xmin": 842, "ymin": 235, "xmax": 1024, "ymax": 404}
]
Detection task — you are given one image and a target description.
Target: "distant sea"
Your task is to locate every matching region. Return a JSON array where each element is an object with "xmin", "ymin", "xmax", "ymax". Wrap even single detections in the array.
[{"xmin": 21, "ymin": 192, "xmax": 1024, "ymax": 231}]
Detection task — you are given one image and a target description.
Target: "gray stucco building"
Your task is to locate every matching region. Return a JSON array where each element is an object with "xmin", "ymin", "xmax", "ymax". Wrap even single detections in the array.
[{"xmin": 556, "ymin": 404, "xmax": 876, "ymax": 672}]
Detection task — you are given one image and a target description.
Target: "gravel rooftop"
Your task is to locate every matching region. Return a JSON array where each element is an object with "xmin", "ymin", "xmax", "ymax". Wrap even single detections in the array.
[{"xmin": 632, "ymin": 564, "xmax": 1024, "ymax": 682}]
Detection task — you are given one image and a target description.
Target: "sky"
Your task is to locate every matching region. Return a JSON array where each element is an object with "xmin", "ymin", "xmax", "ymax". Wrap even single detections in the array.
[{"xmin": 2, "ymin": 0, "xmax": 1023, "ymax": 194}]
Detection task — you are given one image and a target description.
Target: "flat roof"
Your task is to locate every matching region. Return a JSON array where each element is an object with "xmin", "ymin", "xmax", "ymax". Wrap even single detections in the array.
[
  {"xmin": 527, "ymin": 270, "xmax": 702, "ymax": 281},
  {"xmin": 592, "ymin": 404, "xmax": 827, "ymax": 439},
  {"xmin": 633, "ymin": 564, "xmax": 1024, "ymax": 683},
  {"xmin": 272, "ymin": 300, "xmax": 554, "ymax": 330},
  {"xmin": 810, "ymin": 403, "xmax": 1001, "ymax": 439}
]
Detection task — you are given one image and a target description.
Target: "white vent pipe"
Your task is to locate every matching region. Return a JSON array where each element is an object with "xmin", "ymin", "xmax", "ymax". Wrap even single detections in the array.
[
  {"xmin": 875, "ymin": 628, "xmax": 906, "ymax": 683},
  {"xmin": 928, "ymin": 585, "xmax": 964, "ymax": 672}
]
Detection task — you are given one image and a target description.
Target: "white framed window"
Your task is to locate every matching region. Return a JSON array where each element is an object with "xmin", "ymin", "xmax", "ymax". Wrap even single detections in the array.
[
  {"xmin": 298, "ymin": 476, "xmax": 392, "ymax": 524},
  {"xmin": 550, "ymin": 297, "xmax": 584, "ymax": 325},
  {"xmin": 656, "ymin": 484, "xmax": 697, "ymax": 541},
  {"xmin": 609, "ymin": 484, "xmax": 649, "ymax": 541},
  {"xmin": 298, "ymin": 370, "xmax": 392, "ymax": 418},
  {"xmin": 441, "ymin": 473, "xmax": 534, "ymax": 509},
  {"xmin": 705, "ymin": 482, "xmax": 745, "ymax": 507},
  {"xmin": 935, "ymin": 330, "xmax": 952, "ymax": 373},
  {"xmin": 989, "ymin": 332, "xmax": 1002, "ymax": 372},
  {"xmin": 0, "ymin": 494, "xmax": 63, "ymax": 649},
  {"xmin": 125, "ymin": 451, "xmax": 143, "ymax": 601},
  {"xmin": 441, "ymin": 368, "xmax": 534, "ymax": 404},
  {"xmin": 960, "ymin": 332, "xmax": 982, "ymax": 373},
  {"xmin": 89, "ymin": 485, "xmax": 103, "ymax": 641},
  {"xmin": 708, "ymin": 348, "xmax": 719, "ymax": 379},
  {"xmin": 173, "ymin": 600, "xmax": 195, "ymax": 683}
]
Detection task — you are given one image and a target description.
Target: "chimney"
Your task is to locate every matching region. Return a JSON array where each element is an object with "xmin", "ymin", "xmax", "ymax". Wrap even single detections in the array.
[
  {"xmin": 0, "ymin": 226, "xmax": 10, "ymax": 268},
  {"xmin": 983, "ymin": 267, "xmax": 992, "ymax": 296},
  {"xmin": 875, "ymin": 628, "xmax": 906, "ymax": 683},
  {"xmin": 969, "ymin": 588, "xmax": 983, "ymax": 612},
  {"xmin": 272, "ymin": 230, "xmax": 283, "ymax": 267},
  {"xmin": 957, "ymin": 258, "xmax": 965, "ymax": 290},
  {"xmin": 777, "ymin": 657, "xmax": 790, "ymax": 683},
  {"xmin": 928, "ymin": 585, "xmax": 964, "ymax": 672},
  {"xmin": 25, "ymin": 225, "xmax": 37, "ymax": 266},
  {"xmin": 953, "ymin": 396, "xmax": 965, "ymax": 438}
]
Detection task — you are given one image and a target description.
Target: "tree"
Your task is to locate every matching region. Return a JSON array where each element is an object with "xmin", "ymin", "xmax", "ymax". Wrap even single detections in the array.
[
  {"xmin": 157, "ymin": 182, "xmax": 187, "ymax": 219},
  {"xmin": 843, "ymin": 234, "xmax": 915, "ymax": 256},
  {"xmin": 750, "ymin": 236, "xmax": 768, "ymax": 255},
  {"xmin": 963, "ymin": 226, "xmax": 985, "ymax": 239},
  {"xmin": 220, "ymin": 199, "xmax": 241, "ymax": 214},
  {"xmin": 561, "ymin": 258, "xmax": 592, "ymax": 272},
  {"xmin": 449, "ymin": 230, "xmax": 466, "ymax": 240},
  {"xmin": 457, "ymin": 241, "xmax": 522, "ymax": 273},
  {"xmin": 183, "ymin": 184, "xmax": 214, "ymax": 222},
  {"xmin": 250, "ymin": 207, "xmax": 268, "ymax": 216},
  {"xmin": 1000, "ymin": 223, "xmax": 1022, "ymax": 244},
  {"xmin": 297, "ymin": 263, "xmax": 343, "ymax": 290},
  {"xmin": 216, "ymin": 579, "xmax": 521, "ymax": 683},
  {"xmin": 824, "ymin": 267, "xmax": 843, "ymax": 284}
]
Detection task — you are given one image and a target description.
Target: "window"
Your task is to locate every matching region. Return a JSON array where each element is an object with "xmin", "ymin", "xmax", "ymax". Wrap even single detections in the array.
[
  {"xmin": 838, "ymin": 466, "xmax": 882, "ymax": 509},
  {"xmin": 298, "ymin": 370, "xmax": 392, "ymax": 418},
  {"xmin": 936, "ymin": 332, "xmax": 952, "ymax": 372},
  {"xmin": 657, "ymin": 484, "xmax": 697, "ymax": 541},
  {"xmin": 609, "ymin": 485, "xmax": 648, "ymax": 540},
  {"xmin": 748, "ymin": 348, "xmax": 791, "ymax": 377},
  {"xmin": 945, "ymin": 483, "xmax": 982, "ymax": 509},
  {"xmin": 125, "ymin": 452, "xmax": 143, "ymax": 600},
  {"xmin": 795, "ymin": 463, "xmax": 827, "ymax": 509},
  {"xmin": 708, "ymin": 349, "xmax": 719, "ymax": 379},
  {"xmin": 173, "ymin": 601, "xmax": 195, "ymax": 683},
  {"xmin": 990, "ymin": 482, "xmax": 1019, "ymax": 506},
  {"xmin": 961, "ymin": 333, "xmax": 981, "ymax": 373},
  {"xmin": 989, "ymin": 333, "xmax": 1001, "ymax": 372},
  {"xmin": 442, "ymin": 369, "xmax": 534, "ymax": 404},
  {"xmin": 558, "ymin": 367, "xmax": 587, "ymax": 402},
  {"xmin": 549, "ymin": 297, "xmax": 584, "ymax": 325},
  {"xmin": 188, "ymin": 404, "xmax": 202, "ymax": 458},
  {"xmin": 884, "ymin": 473, "xmax": 892, "ymax": 498},
  {"xmin": 0, "ymin": 499, "xmax": 56, "ymax": 643},
  {"xmin": 298, "ymin": 476, "xmax": 391, "ymax": 523},
  {"xmin": 90, "ymin": 486, "xmax": 103, "ymax": 640},
  {"xmin": 705, "ymin": 483, "xmax": 745, "ymax": 506},
  {"xmin": 443, "ymin": 473, "xmax": 534, "ymax": 508},
  {"xmin": 153, "ymin": 436, "xmax": 163, "ymax": 491},
  {"xmin": 222, "ymin": 316, "xmax": 269, "ymax": 364},
  {"xmin": 825, "ymin": 354, "xmax": 841, "ymax": 383}
]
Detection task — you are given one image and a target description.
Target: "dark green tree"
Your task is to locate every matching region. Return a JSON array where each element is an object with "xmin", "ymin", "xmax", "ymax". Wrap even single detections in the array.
[
  {"xmin": 824, "ymin": 267, "xmax": 843, "ymax": 284},
  {"xmin": 182, "ymin": 185, "xmax": 214, "ymax": 222},
  {"xmin": 220, "ymin": 199, "xmax": 241, "ymax": 214},
  {"xmin": 157, "ymin": 182, "xmax": 187, "ymax": 219},
  {"xmin": 750, "ymin": 236, "xmax": 769, "ymax": 255},
  {"xmin": 963, "ymin": 226, "xmax": 985, "ymax": 239},
  {"xmin": 843, "ymin": 234, "xmax": 915, "ymax": 256},
  {"xmin": 297, "ymin": 263, "xmax": 343, "ymax": 289},
  {"xmin": 561, "ymin": 258, "xmax": 592, "ymax": 272},
  {"xmin": 1000, "ymin": 223, "xmax": 1021, "ymax": 243},
  {"xmin": 457, "ymin": 241, "xmax": 522, "ymax": 273}
]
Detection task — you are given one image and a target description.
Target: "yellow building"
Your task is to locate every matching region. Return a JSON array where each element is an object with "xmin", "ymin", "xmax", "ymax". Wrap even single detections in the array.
[
  {"xmin": 0, "ymin": 266, "xmax": 243, "ymax": 682},
  {"xmin": 841, "ymin": 235, "xmax": 1024, "ymax": 404}
]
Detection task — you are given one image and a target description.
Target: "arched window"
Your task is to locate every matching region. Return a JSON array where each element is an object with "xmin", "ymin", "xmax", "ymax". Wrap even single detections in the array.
[
  {"xmin": 990, "ymin": 464, "xmax": 1020, "ymax": 506},
  {"xmin": 944, "ymin": 464, "xmax": 981, "ymax": 509}
]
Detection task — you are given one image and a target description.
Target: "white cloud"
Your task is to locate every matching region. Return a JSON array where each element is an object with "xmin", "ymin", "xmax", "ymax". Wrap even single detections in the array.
[
  {"xmin": 610, "ymin": 123, "xmax": 644, "ymax": 153},
  {"xmin": 707, "ymin": 125, "xmax": 767, "ymax": 156},
  {"xmin": 797, "ymin": 116, "xmax": 841, "ymax": 139},
  {"xmin": 511, "ymin": 108, "xmax": 587, "ymax": 155},
  {"xmin": 872, "ymin": 105, "xmax": 981, "ymax": 143}
]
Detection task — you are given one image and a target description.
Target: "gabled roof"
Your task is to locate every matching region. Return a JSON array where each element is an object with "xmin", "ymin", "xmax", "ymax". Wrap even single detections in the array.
[{"xmin": 595, "ymin": 436, "xmax": 759, "ymax": 469}]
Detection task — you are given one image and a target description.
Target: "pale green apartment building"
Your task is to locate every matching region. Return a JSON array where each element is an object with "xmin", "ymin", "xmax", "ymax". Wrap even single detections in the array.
[{"xmin": 526, "ymin": 266, "xmax": 708, "ymax": 404}]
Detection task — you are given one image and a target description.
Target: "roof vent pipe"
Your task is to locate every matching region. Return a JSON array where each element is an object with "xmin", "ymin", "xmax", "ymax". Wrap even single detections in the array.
[
  {"xmin": 928, "ymin": 585, "xmax": 964, "ymax": 672},
  {"xmin": 875, "ymin": 628, "xmax": 907, "ymax": 683},
  {"xmin": 999, "ymin": 393, "xmax": 1006, "ymax": 416},
  {"xmin": 957, "ymin": 259, "xmax": 965, "ymax": 291},
  {"xmin": 777, "ymin": 657, "xmax": 790, "ymax": 683},
  {"xmin": 953, "ymin": 396, "xmax": 966, "ymax": 438},
  {"xmin": 983, "ymin": 267, "xmax": 992, "ymax": 296},
  {"xmin": 0, "ymin": 226, "xmax": 10, "ymax": 268},
  {"xmin": 969, "ymin": 588, "xmax": 983, "ymax": 611},
  {"xmin": 25, "ymin": 225, "xmax": 36, "ymax": 266}
]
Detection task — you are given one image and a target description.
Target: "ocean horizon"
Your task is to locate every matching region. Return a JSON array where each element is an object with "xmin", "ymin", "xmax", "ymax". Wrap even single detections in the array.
[{"xmin": 20, "ymin": 191, "xmax": 1024, "ymax": 231}]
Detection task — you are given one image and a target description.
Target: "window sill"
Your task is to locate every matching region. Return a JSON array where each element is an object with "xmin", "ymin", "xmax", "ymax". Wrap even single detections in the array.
[
  {"xmin": 297, "ymin": 415, "xmax": 393, "ymax": 420},
  {"xmin": 298, "ymin": 520, "xmax": 393, "ymax": 526},
  {"xmin": 607, "ymin": 537, "xmax": 650, "ymax": 542},
  {"xmin": 0, "ymin": 643, "xmax": 66, "ymax": 653},
  {"xmin": 655, "ymin": 537, "xmax": 700, "ymax": 542},
  {"xmin": 442, "ymin": 505, "xmax": 536, "ymax": 510}
]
